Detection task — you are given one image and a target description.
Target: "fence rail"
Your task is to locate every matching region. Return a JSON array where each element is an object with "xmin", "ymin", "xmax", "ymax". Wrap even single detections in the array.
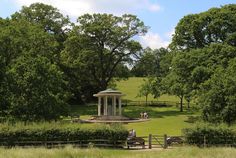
[
  {"xmin": 0, "ymin": 139, "xmax": 126, "ymax": 148},
  {"xmin": 124, "ymin": 100, "xmax": 196, "ymax": 107},
  {"xmin": 0, "ymin": 134, "xmax": 235, "ymax": 149}
]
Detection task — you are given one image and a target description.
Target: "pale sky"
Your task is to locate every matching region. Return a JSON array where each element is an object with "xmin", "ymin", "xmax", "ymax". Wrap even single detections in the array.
[{"xmin": 1, "ymin": 0, "xmax": 235, "ymax": 49}]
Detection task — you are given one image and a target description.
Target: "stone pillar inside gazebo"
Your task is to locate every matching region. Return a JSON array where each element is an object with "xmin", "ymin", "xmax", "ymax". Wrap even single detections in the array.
[{"xmin": 93, "ymin": 89, "xmax": 125, "ymax": 117}]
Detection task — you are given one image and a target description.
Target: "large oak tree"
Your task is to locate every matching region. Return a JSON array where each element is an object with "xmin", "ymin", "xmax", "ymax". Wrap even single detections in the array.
[
  {"xmin": 62, "ymin": 13, "xmax": 148, "ymax": 97},
  {"xmin": 170, "ymin": 4, "xmax": 236, "ymax": 50}
]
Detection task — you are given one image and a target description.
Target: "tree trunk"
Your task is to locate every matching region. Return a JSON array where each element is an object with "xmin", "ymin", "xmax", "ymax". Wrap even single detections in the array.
[
  {"xmin": 180, "ymin": 96, "xmax": 183, "ymax": 112},
  {"xmin": 100, "ymin": 80, "xmax": 108, "ymax": 91},
  {"xmin": 187, "ymin": 101, "xmax": 190, "ymax": 109},
  {"xmin": 145, "ymin": 95, "xmax": 148, "ymax": 106}
]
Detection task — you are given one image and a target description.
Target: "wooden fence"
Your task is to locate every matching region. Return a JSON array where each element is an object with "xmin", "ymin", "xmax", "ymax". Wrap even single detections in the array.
[
  {"xmin": 0, "ymin": 139, "xmax": 126, "ymax": 148},
  {"xmin": 124, "ymin": 100, "xmax": 196, "ymax": 107},
  {"xmin": 1, "ymin": 134, "xmax": 234, "ymax": 149}
]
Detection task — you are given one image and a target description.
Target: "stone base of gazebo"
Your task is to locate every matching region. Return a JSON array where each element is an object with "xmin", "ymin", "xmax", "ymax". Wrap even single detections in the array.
[
  {"xmin": 94, "ymin": 115, "xmax": 131, "ymax": 120},
  {"xmin": 80, "ymin": 116, "xmax": 150, "ymax": 123}
]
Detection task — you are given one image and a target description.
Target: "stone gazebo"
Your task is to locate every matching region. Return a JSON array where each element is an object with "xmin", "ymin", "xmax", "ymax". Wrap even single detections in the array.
[
  {"xmin": 93, "ymin": 89, "xmax": 125, "ymax": 118},
  {"xmin": 80, "ymin": 89, "xmax": 149, "ymax": 123}
]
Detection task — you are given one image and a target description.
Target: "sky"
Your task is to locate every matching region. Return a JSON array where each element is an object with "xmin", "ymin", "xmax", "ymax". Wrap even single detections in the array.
[{"xmin": 0, "ymin": 0, "xmax": 236, "ymax": 49}]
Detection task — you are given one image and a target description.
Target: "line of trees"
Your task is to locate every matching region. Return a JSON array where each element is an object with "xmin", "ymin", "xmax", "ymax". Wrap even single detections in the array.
[
  {"xmin": 135, "ymin": 4, "xmax": 236, "ymax": 125},
  {"xmin": 0, "ymin": 3, "xmax": 148, "ymax": 121},
  {"xmin": 1, "ymin": 2, "xmax": 236, "ymax": 125}
]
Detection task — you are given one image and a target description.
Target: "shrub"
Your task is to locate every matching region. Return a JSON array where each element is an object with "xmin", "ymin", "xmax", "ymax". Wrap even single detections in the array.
[
  {"xmin": 0, "ymin": 123, "xmax": 128, "ymax": 146},
  {"xmin": 183, "ymin": 123, "xmax": 236, "ymax": 147}
]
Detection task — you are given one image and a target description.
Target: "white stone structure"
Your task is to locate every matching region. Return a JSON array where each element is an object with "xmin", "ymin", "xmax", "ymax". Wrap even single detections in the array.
[{"xmin": 93, "ymin": 89, "xmax": 125, "ymax": 116}]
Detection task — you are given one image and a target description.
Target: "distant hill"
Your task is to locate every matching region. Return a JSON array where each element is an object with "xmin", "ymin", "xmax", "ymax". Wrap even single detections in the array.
[{"xmin": 116, "ymin": 77, "xmax": 181, "ymax": 102}]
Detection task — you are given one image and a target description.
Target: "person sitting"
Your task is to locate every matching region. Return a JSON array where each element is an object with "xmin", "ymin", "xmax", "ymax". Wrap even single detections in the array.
[
  {"xmin": 128, "ymin": 129, "xmax": 136, "ymax": 140},
  {"xmin": 140, "ymin": 112, "xmax": 144, "ymax": 119},
  {"xmin": 143, "ymin": 112, "xmax": 147, "ymax": 119}
]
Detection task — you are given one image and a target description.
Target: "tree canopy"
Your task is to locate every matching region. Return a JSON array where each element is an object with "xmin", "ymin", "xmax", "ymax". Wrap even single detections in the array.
[
  {"xmin": 61, "ymin": 13, "xmax": 148, "ymax": 100},
  {"xmin": 12, "ymin": 3, "xmax": 71, "ymax": 46},
  {"xmin": 170, "ymin": 4, "xmax": 236, "ymax": 50},
  {"xmin": 0, "ymin": 4, "xmax": 70, "ymax": 121}
]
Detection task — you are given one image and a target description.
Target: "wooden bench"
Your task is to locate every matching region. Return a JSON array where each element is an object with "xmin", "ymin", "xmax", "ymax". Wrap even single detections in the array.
[{"xmin": 127, "ymin": 137, "xmax": 145, "ymax": 149}]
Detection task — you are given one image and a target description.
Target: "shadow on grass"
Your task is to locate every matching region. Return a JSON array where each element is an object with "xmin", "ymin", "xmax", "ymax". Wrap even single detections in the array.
[
  {"xmin": 184, "ymin": 115, "xmax": 201, "ymax": 123},
  {"xmin": 69, "ymin": 104, "xmax": 198, "ymax": 121},
  {"xmin": 123, "ymin": 106, "xmax": 196, "ymax": 119},
  {"xmin": 70, "ymin": 104, "xmax": 97, "ymax": 116}
]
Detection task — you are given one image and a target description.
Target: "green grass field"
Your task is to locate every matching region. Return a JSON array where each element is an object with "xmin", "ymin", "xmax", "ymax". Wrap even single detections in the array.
[
  {"xmin": 116, "ymin": 77, "xmax": 183, "ymax": 102},
  {"xmin": 72, "ymin": 105, "xmax": 197, "ymax": 136},
  {"xmin": 69, "ymin": 77, "xmax": 198, "ymax": 136},
  {"xmin": 0, "ymin": 146, "xmax": 235, "ymax": 158},
  {"xmin": 124, "ymin": 106, "xmax": 196, "ymax": 136}
]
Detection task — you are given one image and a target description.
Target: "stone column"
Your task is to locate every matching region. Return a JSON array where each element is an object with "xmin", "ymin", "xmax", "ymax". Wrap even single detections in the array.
[
  {"xmin": 98, "ymin": 97, "xmax": 101, "ymax": 116},
  {"xmin": 104, "ymin": 96, "xmax": 108, "ymax": 115},
  {"xmin": 113, "ymin": 96, "xmax": 116, "ymax": 116},
  {"xmin": 119, "ymin": 97, "xmax": 122, "ymax": 116}
]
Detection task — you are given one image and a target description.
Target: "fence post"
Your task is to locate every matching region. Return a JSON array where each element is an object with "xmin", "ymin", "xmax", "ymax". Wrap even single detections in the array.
[
  {"xmin": 203, "ymin": 135, "xmax": 206, "ymax": 148},
  {"xmin": 163, "ymin": 134, "xmax": 168, "ymax": 149},
  {"xmin": 149, "ymin": 134, "xmax": 152, "ymax": 149}
]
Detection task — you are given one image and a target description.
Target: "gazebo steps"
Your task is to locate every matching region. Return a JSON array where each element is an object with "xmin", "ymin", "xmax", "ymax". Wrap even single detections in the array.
[
  {"xmin": 81, "ymin": 118, "xmax": 150, "ymax": 123},
  {"xmin": 94, "ymin": 115, "xmax": 131, "ymax": 120}
]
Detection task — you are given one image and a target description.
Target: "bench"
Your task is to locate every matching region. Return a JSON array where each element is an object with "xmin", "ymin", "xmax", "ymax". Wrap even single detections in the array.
[{"xmin": 127, "ymin": 137, "xmax": 145, "ymax": 149}]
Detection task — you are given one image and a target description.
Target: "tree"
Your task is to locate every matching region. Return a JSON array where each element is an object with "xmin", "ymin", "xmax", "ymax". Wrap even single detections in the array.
[
  {"xmin": 12, "ymin": 3, "xmax": 71, "ymax": 51},
  {"xmin": 161, "ymin": 72, "xmax": 186, "ymax": 112},
  {"xmin": 131, "ymin": 47, "xmax": 168, "ymax": 77},
  {"xmin": 0, "ymin": 17, "xmax": 71, "ymax": 120},
  {"xmin": 0, "ymin": 19, "xmax": 58, "ymax": 117},
  {"xmin": 200, "ymin": 59, "xmax": 236, "ymax": 125},
  {"xmin": 61, "ymin": 13, "xmax": 148, "ymax": 100},
  {"xmin": 170, "ymin": 4, "xmax": 236, "ymax": 50},
  {"xmin": 160, "ymin": 52, "xmax": 195, "ymax": 112},
  {"xmin": 7, "ymin": 55, "xmax": 70, "ymax": 121},
  {"xmin": 137, "ymin": 78, "xmax": 154, "ymax": 105}
]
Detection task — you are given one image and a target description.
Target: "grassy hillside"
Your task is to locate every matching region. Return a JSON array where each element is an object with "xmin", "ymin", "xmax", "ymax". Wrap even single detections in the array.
[
  {"xmin": 72, "ymin": 105, "xmax": 197, "ymax": 136},
  {"xmin": 68, "ymin": 77, "xmax": 197, "ymax": 136},
  {"xmin": 116, "ymin": 77, "xmax": 181, "ymax": 102},
  {"xmin": 124, "ymin": 106, "xmax": 196, "ymax": 136},
  {"xmin": 1, "ymin": 146, "xmax": 236, "ymax": 158}
]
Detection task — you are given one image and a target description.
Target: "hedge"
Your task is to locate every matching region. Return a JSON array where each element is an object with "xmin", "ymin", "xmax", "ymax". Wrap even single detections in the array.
[
  {"xmin": 183, "ymin": 123, "xmax": 236, "ymax": 147},
  {"xmin": 0, "ymin": 123, "xmax": 129, "ymax": 146}
]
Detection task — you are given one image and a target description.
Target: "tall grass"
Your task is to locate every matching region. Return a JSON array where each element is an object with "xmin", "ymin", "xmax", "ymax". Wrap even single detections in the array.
[{"xmin": 0, "ymin": 146, "xmax": 235, "ymax": 158}]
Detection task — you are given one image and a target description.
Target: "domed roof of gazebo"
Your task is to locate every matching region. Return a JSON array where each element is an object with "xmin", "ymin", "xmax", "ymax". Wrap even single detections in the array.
[{"xmin": 93, "ymin": 88, "xmax": 125, "ymax": 97}]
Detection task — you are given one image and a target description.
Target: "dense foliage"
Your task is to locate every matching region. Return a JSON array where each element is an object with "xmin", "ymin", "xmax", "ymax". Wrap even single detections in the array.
[
  {"xmin": 0, "ymin": 123, "xmax": 128, "ymax": 146},
  {"xmin": 7, "ymin": 56, "xmax": 69, "ymax": 121},
  {"xmin": 1, "ymin": 2, "xmax": 236, "ymax": 125},
  {"xmin": 0, "ymin": 3, "xmax": 147, "ymax": 121},
  {"xmin": 170, "ymin": 4, "xmax": 236, "ymax": 50},
  {"xmin": 134, "ymin": 5, "xmax": 236, "ymax": 124},
  {"xmin": 61, "ymin": 13, "xmax": 147, "ymax": 101},
  {"xmin": 183, "ymin": 123, "xmax": 236, "ymax": 146}
]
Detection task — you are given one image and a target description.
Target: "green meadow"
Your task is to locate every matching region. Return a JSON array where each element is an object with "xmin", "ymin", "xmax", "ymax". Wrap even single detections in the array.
[
  {"xmin": 116, "ymin": 77, "xmax": 195, "ymax": 136},
  {"xmin": 73, "ymin": 105, "xmax": 196, "ymax": 136},
  {"xmin": 69, "ymin": 77, "xmax": 198, "ymax": 136},
  {"xmin": 116, "ymin": 77, "xmax": 183, "ymax": 102},
  {"xmin": 0, "ymin": 146, "xmax": 235, "ymax": 158}
]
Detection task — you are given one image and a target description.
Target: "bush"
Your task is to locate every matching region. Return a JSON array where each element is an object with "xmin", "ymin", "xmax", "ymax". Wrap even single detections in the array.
[
  {"xmin": 0, "ymin": 123, "xmax": 128, "ymax": 146},
  {"xmin": 183, "ymin": 123, "xmax": 236, "ymax": 147}
]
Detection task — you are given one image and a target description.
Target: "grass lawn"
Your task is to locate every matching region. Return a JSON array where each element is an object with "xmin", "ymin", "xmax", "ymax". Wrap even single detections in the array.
[
  {"xmin": 0, "ymin": 146, "xmax": 235, "ymax": 158},
  {"xmin": 68, "ymin": 77, "xmax": 198, "ymax": 136},
  {"xmin": 71, "ymin": 105, "xmax": 197, "ymax": 136},
  {"xmin": 116, "ymin": 77, "xmax": 184, "ymax": 102},
  {"xmin": 124, "ymin": 106, "xmax": 196, "ymax": 136}
]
